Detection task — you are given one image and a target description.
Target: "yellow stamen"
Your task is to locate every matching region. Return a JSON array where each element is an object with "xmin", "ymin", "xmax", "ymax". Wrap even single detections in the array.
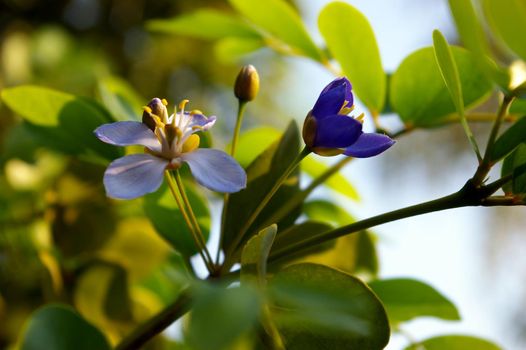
[
  {"xmin": 355, "ymin": 113, "xmax": 365, "ymax": 123},
  {"xmin": 192, "ymin": 125, "xmax": 204, "ymax": 131},
  {"xmin": 161, "ymin": 98, "xmax": 168, "ymax": 106},
  {"xmin": 143, "ymin": 106, "xmax": 152, "ymax": 114},
  {"xmin": 182, "ymin": 134, "xmax": 200, "ymax": 153},
  {"xmin": 179, "ymin": 99, "xmax": 190, "ymax": 114},
  {"xmin": 191, "ymin": 109, "xmax": 203, "ymax": 115}
]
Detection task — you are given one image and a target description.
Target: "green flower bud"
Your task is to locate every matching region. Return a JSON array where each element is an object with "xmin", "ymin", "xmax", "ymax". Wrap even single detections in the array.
[{"xmin": 234, "ymin": 64, "xmax": 259, "ymax": 102}]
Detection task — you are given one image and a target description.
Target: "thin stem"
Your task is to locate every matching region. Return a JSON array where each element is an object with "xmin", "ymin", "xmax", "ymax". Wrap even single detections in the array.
[
  {"xmin": 115, "ymin": 288, "xmax": 192, "ymax": 350},
  {"xmin": 216, "ymin": 101, "xmax": 248, "ymax": 265},
  {"xmin": 165, "ymin": 171, "xmax": 213, "ymax": 273},
  {"xmin": 223, "ymin": 147, "xmax": 311, "ymax": 270},
  {"xmin": 230, "ymin": 101, "xmax": 247, "ymax": 157},
  {"xmin": 472, "ymin": 95, "xmax": 515, "ymax": 185},
  {"xmin": 174, "ymin": 171, "xmax": 214, "ymax": 269},
  {"xmin": 269, "ymin": 180, "xmax": 488, "ymax": 263}
]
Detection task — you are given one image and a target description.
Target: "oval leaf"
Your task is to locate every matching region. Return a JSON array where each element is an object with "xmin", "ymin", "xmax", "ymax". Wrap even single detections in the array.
[
  {"xmin": 147, "ymin": 9, "xmax": 261, "ymax": 40},
  {"xmin": 491, "ymin": 116, "xmax": 526, "ymax": 161},
  {"xmin": 269, "ymin": 263, "xmax": 390, "ymax": 350},
  {"xmin": 1, "ymin": 85, "xmax": 121, "ymax": 162},
  {"xmin": 229, "ymin": 0, "xmax": 322, "ymax": 61},
  {"xmin": 319, "ymin": 1, "xmax": 385, "ymax": 112},
  {"xmin": 390, "ymin": 46, "xmax": 492, "ymax": 126},
  {"xmin": 20, "ymin": 304, "xmax": 111, "ymax": 350},
  {"xmin": 405, "ymin": 335, "xmax": 501, "ymax": 350},
  {"xmin": 241, "ymin": 224, "xmax": 277, "ymax": 285},
  {"xmin": 501, "ymin": 143, "xmax": 526, "ymax": 194},
  {"xmin": 368, "ymin": 278, "xmax": 460, "ymax": 324}
]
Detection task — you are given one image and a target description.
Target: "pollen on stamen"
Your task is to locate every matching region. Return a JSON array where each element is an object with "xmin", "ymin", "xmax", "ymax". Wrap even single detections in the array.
[
  {"xmin": 161, "ymin": 98, "xmax": 168, "ymax": 106},
  {"xmin": 355, "ymin": 113, "xmax": 365, "ymax": 123},
  {"xmin": 178, "ymin": 99, "xmax": 190, "ymax": 113}
]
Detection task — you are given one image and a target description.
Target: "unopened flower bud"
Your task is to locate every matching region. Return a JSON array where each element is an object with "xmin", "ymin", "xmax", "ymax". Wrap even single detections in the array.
[{"xmin": 234, "ymin": 65, "xmax": 259, "ymax": 102}]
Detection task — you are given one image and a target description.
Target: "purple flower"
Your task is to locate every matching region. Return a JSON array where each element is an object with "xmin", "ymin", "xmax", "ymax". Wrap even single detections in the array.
[
  {"xmin": 95, "ymin": 98, "xmax": 246, "ymax": 199},
  {"xmin": 303, "ymin": 77, "xmax": 395, "ymax": 157}
]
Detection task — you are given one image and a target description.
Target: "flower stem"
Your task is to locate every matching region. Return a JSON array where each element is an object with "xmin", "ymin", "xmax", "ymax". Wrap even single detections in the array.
[
  {"xmin": 115, "ymin": 288, "xmax": 192, "ymax": 350},
  {"xmin": 472, "ymin": 94, "xmax": 515, "ymax": 185},
  {"xmin": 165, "ymin": 171, "xmax": 214, "ymax": 273},
  {"xmin": 222, "ymin": 146, "xmax": 311, "ymax": 271},
  {"xmin": 173, "ymin": 171, "xmax": 215, "ymax": 270},
  {"xmin": 216, "ymin": 101, "xmax": 248, "ymax": 265}
]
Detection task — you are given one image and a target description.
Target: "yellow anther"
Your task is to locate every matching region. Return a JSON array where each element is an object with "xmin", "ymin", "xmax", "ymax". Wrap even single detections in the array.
[
  {"xmin": 182, "ymin": 134, "xmax": 200, "ymax": 153},
  {"xmin": 192, "ymin": 125, "xmax": 204, "ymax": 131},
  {"xmin": 178, "ymin": 99, "xmax": 190, "ymax": 113},
  {"xmin": 161, "ymin": 98, "xmax": 168, "ymax": 106},
  {"xmin": 143, "ymin": 106, "xmax": 152, "ymax": 114},
  {"xmin": 355, "ymin": 113, "xmax": 365, "ymax": 123},
  {"xmin": 190, "ymin": 109, "xmax": 203, "ymax": 115}
]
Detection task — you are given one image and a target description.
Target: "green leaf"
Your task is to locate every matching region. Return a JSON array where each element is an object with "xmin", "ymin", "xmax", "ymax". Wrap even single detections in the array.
[
  {"xmin": 97, "ymin": 76, "xmax": 144, "ymax": 121},
  {"xmin": 270, "ymin": 221, "xmax": 334, "ymax": 262},
  {"xmin": 269, "ymin": 263, "xmax": 390, "ymax": 350},
  {"xmin": 1, "ymin": 86, "xmax": 121, "ymax": 162},
  {"xmin": 303, "ymin": 200, "xmax": 353, "ymax": 227},
  {"xmin": 483, "ymin": 0, "xmax": 526, "ymax": 62},
  {"xmin": 229, "ymin": 0, "xmax": 322, "ymax": 61},
  {"xmin": 147, "ymin": 9, "xmax": 261, "ymax": 40},
  {"xmin": 214, "ymin": 37, "xmax": 265, "ymax": 63},
  {"xmin": 241, "ymin": 224, "xmax": 277, "ymax": 285},
  {"xmin": 501, "ymin": 143, "xmax": 526, "ymax": 194},
  {"xmin": 143, "ymin": 181, "xmax": 210, "ymax": 257},
  {"xmin": 448, "ymin": 0, "xmax": 509, "ymax": 88},
  {"xmin": 223, "ymin": 121, "xmax": 301, "ymax": 254},
  {"xmin": 188, "ymin": 284, "xmax": 261, "ymax": 350},
  {"xmin": 404, "ymin": 335, "xmax": 501, "ymax": 350},
  {"xmin": 302, "ymin": 157, "xmax": 359, "ymax": 200},
  {"xmin": 20, "ymin": 304, "xmax": 111, "ymax": 350},
  {"xmin": 368, "ymin": 278, "xmax": 460, "ymax": 324},
  {"xmin": 491, "ymin": 116, "xmax": 526, "ymax": 161},
  {"xmin": 390, "ymin": 46, "xmax": 492, "ymax": 126},
  {"xmin": 433, "ymin": 30, "xmax": 465, "ymax": 116},
  {"xmin": 233, "ymin": 126, "xmax": 282, "ymax": 168},
  {"xmin": 103, "ymin": 264, "xmax": 133, "ymax": 322},
  {"xmin": 318, "ymin": 1, "xmax": 386, "ymax": 112}
]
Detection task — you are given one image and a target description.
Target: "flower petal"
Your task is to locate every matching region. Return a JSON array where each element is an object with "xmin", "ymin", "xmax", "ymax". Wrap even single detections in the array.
[
  {"xmin": 344, "ymin": 133, "xmax": 395, "ymax": 158},
  {"xmin": 189, "ymin": 113, "xmax": 216, "ymax": 131},
  {"xmin": 94, "ymin": 121, "xmax": 161, "ymax": 152},
  {"xmin": 181, "ymin": 149, "xmax": 246, "ymax": 193},
  {"xmin": 314, "ymin": 115, "xmax": 363, "ymax": 148},
  {"xmin": 103, "ymin": 154, "xmax": 167, "ymax": 199},
  {"xmin": 312, "ymin": 83, "xmax": 347, "ymax": 119},
  {"xmin": 320, "ymin": 77, "xmax": 353, "ymax": 108}
]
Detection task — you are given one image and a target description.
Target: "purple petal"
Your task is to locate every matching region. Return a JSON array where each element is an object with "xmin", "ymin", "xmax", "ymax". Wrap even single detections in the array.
[
  {"xmin": 344, "ymin": 133, "xmax": 395, "ymax": 158},
  {"xmin": 320, "ymin": 77, "xmax": 353, "ymax": 108},
  {"xmin": 312, "ymin": 82, "xmax": 347, "ymax": 119},
  {"xmin": 189, "ymin": 113, "xmax": 216, "ymax": 131},
  {"xmin": 181, "ymin": 149, "xmax": 246, "ymax": 193},
  {"xmin": 94, "ymin": 121, "xmax": 161, "ymax": 152},
  {"xmin": 314, "ymin": 115, "xmax": 363, "ymax": 148},
  {"xmin": 104, "ymin": 154, "xmax": 168, "ymax": 199}
]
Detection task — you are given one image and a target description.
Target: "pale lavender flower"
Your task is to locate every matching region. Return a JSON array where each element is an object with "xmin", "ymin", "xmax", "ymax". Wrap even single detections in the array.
[{"xmin": 94, "ymin": 98, "xmax": 246, "ymax": 199}]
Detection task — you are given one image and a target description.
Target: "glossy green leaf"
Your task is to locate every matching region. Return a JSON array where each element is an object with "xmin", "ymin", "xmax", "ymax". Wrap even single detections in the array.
[
  {"xmin": 391, "ymin": 46, "xmax": 492, "ymax": 126},
  {"xmin": 214, "ymin": 37, "xmax": 265, "ymax": 63},
  {"xmin": 270, "ymin": 221, "xmax": 334, "ymax": 262},
  {"xmin": 491, "ymin": 116, "xmax": 526, "ymax": 161},
  {"xmin": 483, "ymin": 0, "xmax": 526, "ymax": 61},
  {"xmin": 302, "ymin": 157, "xmax": 359, "ymax": 200},
  {"xmin": 147, "ymin": 9, "xmax": 261, "ymax": 40},
  {"xmin": 269, "ymin": 263, "xmax": 390, "ymax": 350},
  {"xmin": 188, "ymin": 284, "xmax": 261, "ymax": 350},
  {"xmin": 143, "ymin": 181, "xmax": 210, "ymax": 257},
  {"xmin": 229, "ymin": 0, "xmax": 322, "ymax": 61},
  {"xmin": 501, "ymin": 143, "xmax": 526, "ymax": 194},
  {"xmin": 223, "ymin": 121, "xmax": 301, "ymax": 254},
  {"xmin": 448, "ymin": 0, "xmax": 509, "ymax": 88},
  {"xmin": 97, "ymin": 76, "xmax": 144, "ymax": 121},
  {"xmin": 319, "ymin": 1, "xmax": 385, "ymax": 112},
  {"xmin": 241, "ymin": 224, "xmax": 277, "ymax": 285},
  {"xmin": 233, "ymin": 126, "xmax": 282, "ymax": 167},
  {"xmin": 20, "ymin": 304, "xmax": 111, "ymax": 350},
  {"xmin": 404, "ymin": 335, "xmax": 501, "ymax": 350},
  {"xmin": 433, "ymin": 30, "xmax": 464, "ymax": 116},
  {"xmin": 1, "ymin": 86, "xmax": 121, "ymax": 162},
  {"xmin": 368, "ymin": 278, "xmax": 460, "ymax": 324}
]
